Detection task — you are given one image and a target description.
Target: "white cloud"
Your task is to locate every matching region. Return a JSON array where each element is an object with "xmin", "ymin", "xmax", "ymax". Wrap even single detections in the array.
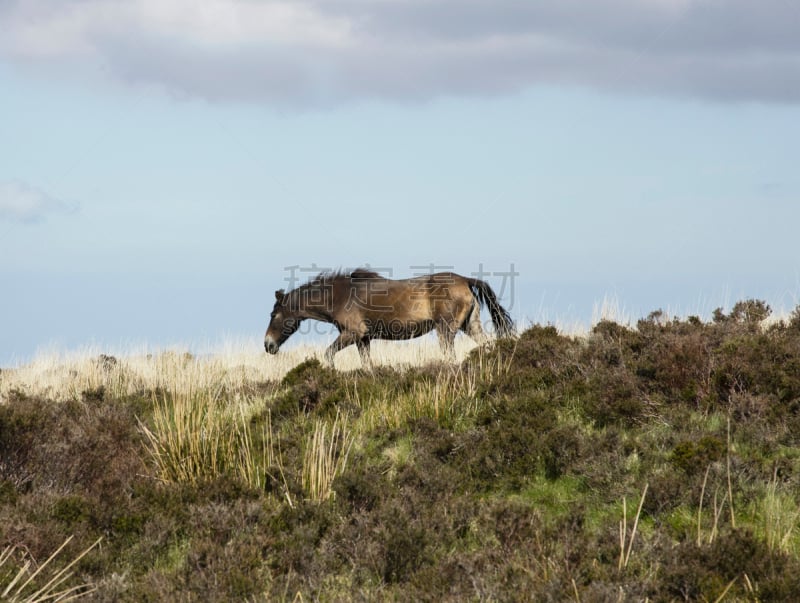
[
  {"xmin": 1, "ymin": 0, "xmax": 799, "ymax": 106},
  {"xmin": 0, "ymin": 180, "xmax": 77, "ymax": 223}
]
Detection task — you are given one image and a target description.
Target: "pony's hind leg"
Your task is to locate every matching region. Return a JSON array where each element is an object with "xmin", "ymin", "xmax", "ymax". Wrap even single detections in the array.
[
  {"xmin": 465, "ymin": 303, "xmax": 489, "ymax": 345},
  {"xmin": 356, "ymin": 337, "xmax": 373, "ymax": 370}
]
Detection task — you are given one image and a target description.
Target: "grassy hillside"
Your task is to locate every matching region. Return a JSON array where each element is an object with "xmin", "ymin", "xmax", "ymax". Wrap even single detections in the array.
[{"xmin": 2, "ymin": 300, "xmax": 800, "ymax": 601}]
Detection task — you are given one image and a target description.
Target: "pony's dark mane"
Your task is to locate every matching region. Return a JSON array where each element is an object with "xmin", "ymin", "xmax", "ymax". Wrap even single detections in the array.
[
  {"xmin": 349, "ymin": 268, "xmax": 382, "ymax": 279},
  {"xmin": 300, "ymin": 268, "xmax": 381, "ymax": 289},
  {"xmin": 285, "ymin": 269, "xmax": 381, "ymax": 301}
]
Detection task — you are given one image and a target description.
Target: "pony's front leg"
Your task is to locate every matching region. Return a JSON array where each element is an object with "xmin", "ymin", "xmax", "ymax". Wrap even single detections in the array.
[{"xmin": 324, "ymin": 332, "xmax": 358, "ymax": 367}]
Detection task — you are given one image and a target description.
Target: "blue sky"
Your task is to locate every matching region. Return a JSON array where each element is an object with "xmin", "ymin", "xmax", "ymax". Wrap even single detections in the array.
[{"xmin": 2, "ymin": 1, "xmax": 800, "ymax": 365}]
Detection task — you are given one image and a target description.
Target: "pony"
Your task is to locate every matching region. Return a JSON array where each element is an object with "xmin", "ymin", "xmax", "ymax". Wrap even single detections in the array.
[{"xmin": 264, "ymin": 269, "xmax": 513, "ymax": 367}]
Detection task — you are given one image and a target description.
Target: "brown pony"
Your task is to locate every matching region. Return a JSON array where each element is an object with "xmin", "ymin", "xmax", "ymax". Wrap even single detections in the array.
[{"xmin": 264, "ymin": 269, "xmax": 513, "ymax": 366}]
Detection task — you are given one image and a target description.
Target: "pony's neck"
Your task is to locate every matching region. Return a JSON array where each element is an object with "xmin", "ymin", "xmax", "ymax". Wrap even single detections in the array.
[{"xmin": 288, "ymin": 282, "xmax": 334, "ymax": 323}]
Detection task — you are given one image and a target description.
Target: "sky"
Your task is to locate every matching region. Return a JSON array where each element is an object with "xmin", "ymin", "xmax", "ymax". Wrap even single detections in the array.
[{"xmin": 2, "ymin": 0, "xmax": 800, "ymax": 365}]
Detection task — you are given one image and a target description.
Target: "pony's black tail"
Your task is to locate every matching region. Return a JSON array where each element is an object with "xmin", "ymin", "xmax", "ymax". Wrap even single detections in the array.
[{"xmin": 468, "ymin": 278, "xmax": 515, "ymax": 338}]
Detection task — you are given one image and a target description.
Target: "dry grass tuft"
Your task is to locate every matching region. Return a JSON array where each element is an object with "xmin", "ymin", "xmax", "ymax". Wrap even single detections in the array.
[
  {"xmin": 0, "ymin": 536, "xmax": 101, "ymax": 602},
  {"xmin": 302, "ymin": 412, "xmax": 354, "ymax": 502}
]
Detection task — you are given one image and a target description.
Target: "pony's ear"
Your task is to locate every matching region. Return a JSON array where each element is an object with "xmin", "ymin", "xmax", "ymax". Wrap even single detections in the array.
[{"xmin": 275, "ymin": 289, "xmax": 286, "ymax": 302}]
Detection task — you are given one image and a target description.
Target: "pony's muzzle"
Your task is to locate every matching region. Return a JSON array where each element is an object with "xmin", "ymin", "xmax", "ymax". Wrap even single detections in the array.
[{"xmin": 264, "ymin": 338, "xmax": 279, "ymax": 355}]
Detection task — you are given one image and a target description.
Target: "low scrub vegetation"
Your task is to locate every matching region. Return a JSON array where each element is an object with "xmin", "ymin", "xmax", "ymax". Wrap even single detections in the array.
[{"xmin": 2, "ymin": 300, "xmax": 800, "ymax": 600}]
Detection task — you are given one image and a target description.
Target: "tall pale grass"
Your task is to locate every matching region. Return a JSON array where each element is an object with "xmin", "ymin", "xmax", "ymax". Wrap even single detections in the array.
[
  {"xmin": 0, "ymin": 337, "xmax": 479, "ymax": 404},
  {"xmin": 0, "ymin": 536, "xmax": 102, "ymax": 602},
  {"xmin": 1, "ymin": 343, "xmax": 291, "ymax": 403},
  {"xmin": 140, "ymin": 386, "xmax": 235, "ymax": 486},
  {"xmin": 301, "ymin": 412, "xmax": 355, "ymax": 502}
]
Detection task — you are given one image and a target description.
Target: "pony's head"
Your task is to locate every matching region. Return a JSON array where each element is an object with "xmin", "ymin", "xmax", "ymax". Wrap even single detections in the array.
[{"xmin": 264, "ymin": 289, "xmax": 302, "ymax": 354}]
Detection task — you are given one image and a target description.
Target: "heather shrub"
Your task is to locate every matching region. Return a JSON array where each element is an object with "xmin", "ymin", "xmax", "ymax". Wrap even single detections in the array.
[
  {"xmin": 3, "ymin": 300, "xmax": 800, "ymax": 600},
  {"xmin": 659, "ymin": 529, "xmax": 800, "ymax": 601}
]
